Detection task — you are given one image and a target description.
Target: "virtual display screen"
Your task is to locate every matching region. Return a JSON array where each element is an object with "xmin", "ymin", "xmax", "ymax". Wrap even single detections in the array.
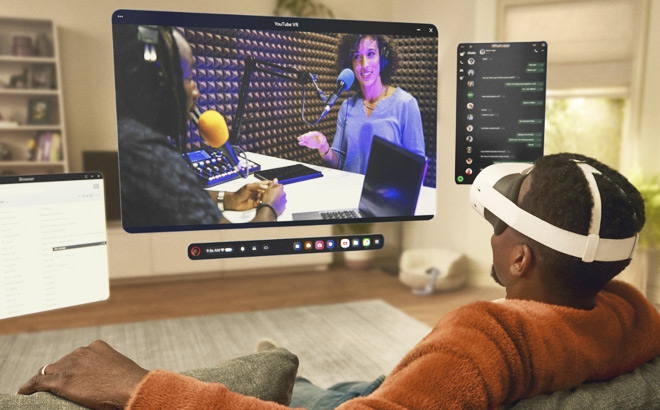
[
  {"xmin": 0, "ymin": 173, "xmax": 109, "ymax": 319},
  {"xmin": 455, "ymin": 41, "xmax": 547, "ymax": 184},
  {"xmin": 112, "ymin": 9, "xmax": 438, "ymax": 233}
]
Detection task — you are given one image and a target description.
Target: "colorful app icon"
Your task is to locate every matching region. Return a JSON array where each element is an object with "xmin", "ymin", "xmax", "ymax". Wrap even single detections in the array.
[
  {"xmin": 304, "ymin": 241, "xmax": 313, "ymax": 250},
  {"xmin": 352, "ymin": 239, "xmax": 361, "ymax": 247},
  {"xmin": 340, "ymin": 238, "xmax": 350, "ymax": 249},
  {"xmin": 293, "ymin": 242, "xmax": 302, "ymax": 251},
  {"xmin": 326, "ymin": 239, "xmax": 336, "ymax": 249},
  {"xmin": 362, "ymin": 238, "xmax": 371, "ymax": 247},
  {"xmin": 315, "ymin": 240, "xmax": 325, "ymax": 250}
]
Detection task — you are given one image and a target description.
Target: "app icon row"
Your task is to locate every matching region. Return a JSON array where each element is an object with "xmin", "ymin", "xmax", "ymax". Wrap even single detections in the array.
[{"xmin": 293, "ymin": 237, "xmax": 377, "ymax": 252}]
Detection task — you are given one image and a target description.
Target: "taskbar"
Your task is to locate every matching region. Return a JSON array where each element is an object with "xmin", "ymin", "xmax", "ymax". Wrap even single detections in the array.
[{"xmin": 188, "ymin": 234, "xmax": 384, "ymax": 260}]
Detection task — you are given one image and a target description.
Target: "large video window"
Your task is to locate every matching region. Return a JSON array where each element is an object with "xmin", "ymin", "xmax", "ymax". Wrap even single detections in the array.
[{"xmin": 112, "ymin": 10, "xmax": 437, "ymax": 233}]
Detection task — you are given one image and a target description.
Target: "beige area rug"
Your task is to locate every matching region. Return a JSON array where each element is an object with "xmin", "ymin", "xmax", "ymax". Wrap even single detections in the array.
[{"xmin": 0, "ymin": 299, "xmax": 431, "ymax": 394}]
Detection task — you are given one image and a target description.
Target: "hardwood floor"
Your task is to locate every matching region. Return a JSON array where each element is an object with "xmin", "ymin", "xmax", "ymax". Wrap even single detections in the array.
[{"xmin": 0, "ymin": 264, "xmax": 505, "ymax": 336}]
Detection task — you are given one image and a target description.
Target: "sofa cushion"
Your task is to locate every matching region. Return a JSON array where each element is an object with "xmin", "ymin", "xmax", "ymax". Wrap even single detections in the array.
[
  {"xmin": 506, "ymin": 355, "xmax": 660, "ymax": 409},
  {"xmin": 0, "ymin": 347, "xmax": 298, "ymax": 409}
]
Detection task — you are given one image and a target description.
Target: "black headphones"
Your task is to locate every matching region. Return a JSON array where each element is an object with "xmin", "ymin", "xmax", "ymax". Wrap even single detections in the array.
[
  {"xmin": 137, "ymin": 26, "xmax": 165, "ymax": 89},
  {"xmin": 380, "ymin": 44, "xmax": 389, "ymax": 71}
]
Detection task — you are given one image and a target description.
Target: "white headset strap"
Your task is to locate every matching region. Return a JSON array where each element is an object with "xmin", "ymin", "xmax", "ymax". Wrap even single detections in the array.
[
  {"xmin": 478, "ymin": 179, "xmax": 637, "ymax": 262},
  {"xmin": 575, "ymin": 162, "xmax": 602, "ymax": 237}
]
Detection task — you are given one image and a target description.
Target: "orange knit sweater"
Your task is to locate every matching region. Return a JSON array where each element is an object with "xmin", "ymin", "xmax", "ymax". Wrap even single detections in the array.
[{"xmin": 127, "ymin": 280, "xmax": 660, "ymax": 410}]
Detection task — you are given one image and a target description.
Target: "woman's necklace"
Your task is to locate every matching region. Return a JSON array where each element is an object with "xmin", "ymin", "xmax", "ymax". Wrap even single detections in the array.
[{"xmin": 363, "ymin": 86, "xmax": 392, "ymax": 111}]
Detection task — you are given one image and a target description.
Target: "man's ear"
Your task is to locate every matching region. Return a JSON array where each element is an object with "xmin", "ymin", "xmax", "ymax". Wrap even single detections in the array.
[{"xmin": 509, "ymin": 243, "xmax": 533, "ymax": 278}]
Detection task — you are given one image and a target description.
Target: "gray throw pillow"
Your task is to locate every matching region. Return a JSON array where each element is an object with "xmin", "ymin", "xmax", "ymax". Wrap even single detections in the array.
[
  {"xmin": 506, "ymin": 355, "xmax": 660, "ymax": 410},
  {"xmin": 0, "ymin": 347, "xmax": 299, "ymax": 409}
]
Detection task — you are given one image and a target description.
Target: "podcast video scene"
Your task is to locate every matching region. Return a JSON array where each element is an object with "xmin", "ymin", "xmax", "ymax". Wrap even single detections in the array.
[
  {"xmin": 1, "ymin": 0, "xmax": 660, "ymax": 409},
  {"xmin": 113, "ymin": 18, "xmax": 438, "ymax": 232}
]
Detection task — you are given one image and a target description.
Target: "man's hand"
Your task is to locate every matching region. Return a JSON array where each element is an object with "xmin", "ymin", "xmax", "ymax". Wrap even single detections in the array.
[
  {"xmin": 18, "ymin": 340, "xmax": 148, "ymax": 410},
  {"xmin": 224, "ymin": 181, "xmax": 270, "ymax": 211},
  {"xmin": 261, "ymin": 178, "xmax": 287, "ymax": 216}
]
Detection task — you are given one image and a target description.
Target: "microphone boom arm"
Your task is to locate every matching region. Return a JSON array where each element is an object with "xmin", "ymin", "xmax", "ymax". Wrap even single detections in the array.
[{"xmin": 230, "ymin": 56, "xmax": 315, "ymax": 145}]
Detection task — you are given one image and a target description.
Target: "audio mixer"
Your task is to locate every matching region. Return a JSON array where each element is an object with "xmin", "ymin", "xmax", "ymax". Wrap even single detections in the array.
[{"xmin": 184, "ymin": 148, "xmax": 260, "ymax": 187}]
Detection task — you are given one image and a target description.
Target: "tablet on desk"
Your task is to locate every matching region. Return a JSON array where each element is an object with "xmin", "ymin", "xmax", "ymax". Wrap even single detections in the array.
[{"xmin": 255, "ymin": 164, "xmax": 323, "ymax": 185}]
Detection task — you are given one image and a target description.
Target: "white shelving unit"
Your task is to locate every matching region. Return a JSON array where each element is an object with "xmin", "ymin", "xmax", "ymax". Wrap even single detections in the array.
[{"xmin": 0, "ymin": 17, "xmax": 68, "ymax": 175}]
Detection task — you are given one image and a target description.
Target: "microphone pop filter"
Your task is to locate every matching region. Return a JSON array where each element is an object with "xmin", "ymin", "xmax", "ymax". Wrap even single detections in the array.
[
  {"xmin": 338, "ymin": 68, "xmax": 355, "ymax": 92},
  {"xmin": 197, "ymin": 110, "xmax": 229, "ymax": 148}
]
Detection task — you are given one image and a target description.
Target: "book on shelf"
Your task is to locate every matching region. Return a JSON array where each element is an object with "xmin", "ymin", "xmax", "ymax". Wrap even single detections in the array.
[{"xmin": 28, "ymin": 131, "xmax": 62, "ymax": 162}]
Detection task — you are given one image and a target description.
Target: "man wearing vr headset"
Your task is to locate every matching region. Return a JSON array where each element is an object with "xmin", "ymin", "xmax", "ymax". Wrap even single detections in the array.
[
  {"xmin": 472, "ymin": 152, "xmax": 645, "ymax": 308},
  {"xmin": 18, "ymin": 153, "xmax": 660, "ymax": 409}
]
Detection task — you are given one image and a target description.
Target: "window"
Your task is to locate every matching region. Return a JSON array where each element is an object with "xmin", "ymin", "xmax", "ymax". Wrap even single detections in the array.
[
  {"xmin": 544, "ymin": 95, "xmax": 625, "ymax": 169},
  {"xmin": 498, "ymin": 0, "xmax": 645, "ymax": 170}
]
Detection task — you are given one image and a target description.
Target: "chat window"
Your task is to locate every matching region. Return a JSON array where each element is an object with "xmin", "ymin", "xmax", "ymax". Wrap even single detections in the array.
[{"xmin": 455, "ymin": 42, "xmax": 547, "ymax": 184}]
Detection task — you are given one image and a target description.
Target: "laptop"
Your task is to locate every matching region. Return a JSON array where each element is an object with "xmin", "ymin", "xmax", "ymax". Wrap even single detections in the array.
[
  {"xmin": 0, "ymin": 173, "xmax": 109, "ymax": 319},
  {"xmin": 292, "ymin": 136, "xmax": 428, "ymax": 220}
]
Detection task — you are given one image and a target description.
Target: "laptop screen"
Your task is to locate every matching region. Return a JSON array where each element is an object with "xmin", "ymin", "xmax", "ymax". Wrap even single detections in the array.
[
  {"xmin": 359, "ymin": 136, "xmax": 428, "ymax": 217},
  {"xmin": 0, "ymin": 173, "xmax": 109, "ymax": 319}
]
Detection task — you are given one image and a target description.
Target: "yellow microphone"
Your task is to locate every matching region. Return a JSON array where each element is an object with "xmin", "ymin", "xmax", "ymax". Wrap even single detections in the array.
[
  {"xmin": 198, "ymin": 110, "xmax": 229, "ymax": 148},
  {"xmin": 196, "ymin": 109, "xmax": 239, "ymax": 168}
]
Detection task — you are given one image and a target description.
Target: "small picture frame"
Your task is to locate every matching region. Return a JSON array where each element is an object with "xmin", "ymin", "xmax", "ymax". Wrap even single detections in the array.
[{"xmin": 27, "ymin": 98, "xmax": 51, "ymax": 125}]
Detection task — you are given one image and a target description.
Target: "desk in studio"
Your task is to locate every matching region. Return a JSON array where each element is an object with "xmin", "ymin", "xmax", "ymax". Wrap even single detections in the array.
[{"xmin": 207, "ymin": 152, "xmax": 436, "ymax": 223}]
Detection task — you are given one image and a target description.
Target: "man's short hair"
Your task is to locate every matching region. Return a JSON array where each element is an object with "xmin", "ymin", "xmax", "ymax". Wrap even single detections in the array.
[{"xmin": 517, "ymin": 153, "xmax": 645, "ymax": 296}]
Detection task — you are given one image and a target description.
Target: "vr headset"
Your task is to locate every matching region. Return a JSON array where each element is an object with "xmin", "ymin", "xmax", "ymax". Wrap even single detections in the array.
[{"xmin": 469, "ymin": 161, "xmax": 638, "ymax": 263}]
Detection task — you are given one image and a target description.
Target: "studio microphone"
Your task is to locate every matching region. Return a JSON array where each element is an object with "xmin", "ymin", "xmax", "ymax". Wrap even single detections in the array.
[
  {"xmin": 195, "ymin": 109, "xmax": 240, "ymax": 169},
  {"xmin": 318, "ymin": 68, "xmax": 355, "ymax": 121}
]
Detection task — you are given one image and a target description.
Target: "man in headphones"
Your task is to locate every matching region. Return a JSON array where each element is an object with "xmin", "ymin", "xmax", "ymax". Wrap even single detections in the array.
[
  {"xmin": 18, "ymin": 153, "xmax": 660, "ymax": 409},
  {"xmin": 113, "ymin": 25, "xmax": 287, "ymax": 229}
]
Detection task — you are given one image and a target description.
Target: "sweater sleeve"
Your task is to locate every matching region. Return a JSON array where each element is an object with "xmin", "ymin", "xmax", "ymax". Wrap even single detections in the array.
[{"xmin": 127, "ymin": 370, "xmax": 299, "ymax": 410}]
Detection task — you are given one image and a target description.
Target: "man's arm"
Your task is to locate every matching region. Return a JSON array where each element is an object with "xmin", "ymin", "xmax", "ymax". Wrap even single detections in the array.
[
  {"xmin": 127, "ymin": 370, "xmax": 296, "ymax": 410},
  {"xmin": 17, "ymin": 340, "xmax": 297, "ymax": 410}
]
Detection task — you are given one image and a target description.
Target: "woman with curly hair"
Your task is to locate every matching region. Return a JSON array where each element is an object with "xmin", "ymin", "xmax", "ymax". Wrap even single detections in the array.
[{"xmin": 298, "ymin": 34, "xmax": 425, "ymax": 174}]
